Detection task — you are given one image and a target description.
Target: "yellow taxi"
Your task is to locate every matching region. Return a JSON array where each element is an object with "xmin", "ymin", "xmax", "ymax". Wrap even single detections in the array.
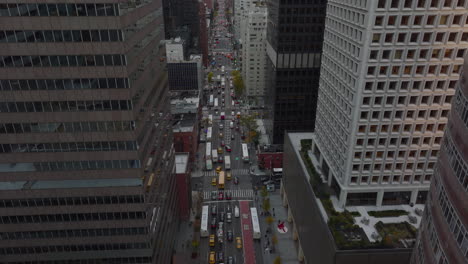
[
  {"xmin": 209, "ymin": 234, "xmax": 215, "ymax": 247},
  {"xmin": 211, "ymin": 177, "xmax": 217, "ymax": 186},
  {"xmin": 216, "ymin": 166, "xmax": 222, "ymax": 173},
  {"xmin": 236, "ymin": 237, "xmax": 242, "ymax": 249},
  {"xmin": 209, "ymin": 251, "xmax": 216, "ymax": 264},
  {"xmin": 217, "ymin": 147, "xmax": 223, "ymax": 154},
  {"xmin": 226, "ymin": 171, "xmax": 232, "ymax": 180}
]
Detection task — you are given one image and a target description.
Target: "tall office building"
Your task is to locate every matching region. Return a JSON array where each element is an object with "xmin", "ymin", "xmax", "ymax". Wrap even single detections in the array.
[
  {"xmin": 411, "ymin": 54, "xmax": 468, "ymax": 264},
  {"xmin": 265, "ymin": 0, "xmax": 327, "ymax": 144},
  {"xmin": 0, "ymin": 2, "xmax": 178, "ymax": 263},
  {"xmin": 311, "ymin": 0, "xmax": 468, "ymax": 207},
  {"xmin": 241, "ymin": 1, "xmax": 268, "ymax": 102}
]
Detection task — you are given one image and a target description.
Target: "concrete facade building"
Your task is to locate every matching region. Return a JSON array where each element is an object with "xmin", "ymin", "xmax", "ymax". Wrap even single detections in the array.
[
  {"xmin": 240, "ymin": 1, "xmax": 268, "ymax": 101},
  {"xmin": 166, "ymin": 46, "xmax": 204, "ymax": 91},
  {"xmin": 265, "ymin": 0, "xmax": 327, "ymax": 143},
  {"xmin": 0, "ymin": 2, "xmax": 178, "ymax": 263},
  {"xmin": 166, "ymin": 37, "xmax": 185, "ymax": 62},
  {"xmin": 173, "ymin": 113, "xmax": 199, "ymax": 163},
  {"xmin": 411, "ymin": 55, "xmax": 468, "ymax": 264},
  {"xmin": 312, "ymin": 0, "xmax": 468, "ymax": 207},
  {"xmin": 175, "ymin": 154, "xmax": 191, "ymax": 221}
]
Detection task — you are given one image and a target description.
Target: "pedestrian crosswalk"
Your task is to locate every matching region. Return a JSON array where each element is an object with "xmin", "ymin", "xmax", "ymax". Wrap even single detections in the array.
[
  {"xmin": 203, "ymin": 189, "xmax": 254, "ymax": 200},
  {"xmin": 203, "ymin": 168, "xmax": 250, "ymax": 177}
]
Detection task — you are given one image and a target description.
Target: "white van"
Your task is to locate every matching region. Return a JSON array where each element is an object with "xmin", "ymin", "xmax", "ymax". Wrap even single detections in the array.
[
  {"xmin": 234, "ymin": 206, "xmax": 239, "ymax": 218},
  {"xmin": 229, "ymin": 121, "xmax": 234, "ymax": 129}
]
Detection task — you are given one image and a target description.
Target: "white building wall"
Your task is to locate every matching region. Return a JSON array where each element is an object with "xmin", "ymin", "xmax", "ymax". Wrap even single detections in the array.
[
  {"xmin": 241, "ymin": 4, "xmax": 267, "ymax": 98},
  {"xmin": 314, "ymin": 0, "xmax": 468, "ymax": 206}
]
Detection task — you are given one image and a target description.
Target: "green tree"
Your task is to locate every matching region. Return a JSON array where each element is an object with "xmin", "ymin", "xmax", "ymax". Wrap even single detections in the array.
[
  {"xmin": 273, "ymin": 256, "xmax": 282, "ymax": 264},
  {"xmin": 262, "ymin": 198, "xmax": 271, "ymax": 212},
  {"xmin": 260, "ymin": 186, "xmax": 268, "ymax": 197},
  {"xmin": 266, "ymin": 216, "xmax": 274, "ymax": 225},
  {"xmin": 231, "ymin": 70, "xmax": 245, "ymax": 97},
  {"xmin": 208, "ymin": 72, "xmax": 214, "ymax": 83},
  {"xmin": 240, "ymin": 115, "xmax": 258, "ymax": 133}
]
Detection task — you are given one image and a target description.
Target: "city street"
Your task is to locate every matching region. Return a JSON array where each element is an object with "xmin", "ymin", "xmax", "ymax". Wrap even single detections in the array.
[{"xmin": 192, "ymin": 0, "xmax": 265, "ymax": 263}]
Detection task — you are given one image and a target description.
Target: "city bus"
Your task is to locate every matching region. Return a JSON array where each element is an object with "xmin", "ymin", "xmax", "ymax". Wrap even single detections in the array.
[
  {"xmin": 212, "ymin": 149, "xmax": 218, "ymax": 164},
  {"xmin": 209, "ymin": 95, "xmax": 214, "ymax": 107},
  {"xmin": 218, "ymin": 171, "xmax": 225, "ymax": 189},
  {"xmin": 241, "ymin": 143, "xmax": 249, "ymax": 162},
  {"xmin": 206, "ymin": 127, "xmax": 212, "ymax": 142},
  {"xmin": 214, "ymin": 98, "xmax": 219, "ymax": 108},
  {"xmin": 206, "ymin": 142, "xmax": 212, "ymax": 160},
  {"xmin": 206, "ymin": 159, "xmax": 213, "ymax": 171},
  {"xmin": 201, "ymin": 205, "xmax": 209, "ymax": 237},
  {"xmin": 250, "ymin": 207, "xmax": 261, "ymax": 239}
]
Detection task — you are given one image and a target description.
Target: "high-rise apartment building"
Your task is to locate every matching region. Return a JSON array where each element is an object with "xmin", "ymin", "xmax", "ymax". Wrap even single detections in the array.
[
  {"xmin": 311, "ymin": 0, "xmax": 468, "ymax": 207},
  {"xmin": 265, "ymin": 0, "xmax": 327, "ymax": 144},
  {"xmin": 0, "ymin": 2, "xmax": 178, "ymax": 263},
  {"xmin": 240, "ymin": 1, "xmax": 268, "ymax": 102},
  {"xmin": 411, "ymin": 54, "xmax": 468, "ymax": 264}
]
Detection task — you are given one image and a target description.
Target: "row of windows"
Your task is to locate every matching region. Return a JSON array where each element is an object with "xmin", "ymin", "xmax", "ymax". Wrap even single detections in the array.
[
  {"xmin": 0, "ymin": 242, "xmax": 149, "ymax": 255},
  {"xmin": 0, "ymin": 100, "xmax": 133, "ymax": 113},
  {"xmin": 0, "ymin": 29, "xmax": 123, "ymax": 43},
  {"xmin": 0, "ymin": 227, "xmax": 148, "ymax": 240},
  {"xmin": 367, "ymin": 63, "xmax": 462, "ymax": 77},
  {"xmin": 362, "ymin": 94, "xmax": 451, "ymax": 107},
  {"xmin": 377, "ymin": 0, "xmax": 466, "ymax": 9},
  {"xmin": 0, "ymin": 121, "xmax": 135, "ymax": 134},
  {"xmin": 435, "ymin": 180, "xmax": 468, "ymax": 259},
  {"xmin": 375, "ymin": 14, "xmax": 467, "ymax": 28},
  {"xmin": 453, "ymin": 88, "xmax": 468, "ymax": 128},
  {"xmin": 6, "ymin": 257, "xmax": 152, "ymax": 264},
  {"xmin": 0, "ymin": 78, "xmax": 129, "ymax": 91},
  {"xmin": 0, "ymin": 54, "xmax": 127, "ymax": 68},
  {"xmin": 0, "ymin": 3, "xmax": 119, "ymax": 17},
  {"xmin": 0, "ymin": 211, "xmax": 146, "ymax": 224},
  {"xmin": 369, "ymin": 47, "xmax": 466, "ymax": 62},
  {"xmin": 423, "ymin": 205, "xmax": 449, "ymax": 264},
  {"xmin": 364, "ymin": 79, "xmax": 457, "ymax": 93},
  {"xmin": 0, "ymin": 141, "xmax": 138, "ymax": 153},
  {"xmin": 0, "ymin": 195, "xmax": 144, "ymax": 208},
  {"xmin": 1, "ymin": 159, "xmax": 141, "ymax": 173},
  {"xmin": 442, "ymin": 131, "xmax": 468, "ymax": 192}
]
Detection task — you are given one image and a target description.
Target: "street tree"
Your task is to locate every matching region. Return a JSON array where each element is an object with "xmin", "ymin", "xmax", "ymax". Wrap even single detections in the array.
[
  {"xmin": 208, "ymin": 72, "xmax": 214, "ymax": 83},
  {"xmin": 266, "ymin": 216, "xmax": 274, "ymax": 225},
  {"xmin": 262, "ymin": 197, "xmax": 271, "ymax": 212},
  {"xmin": 273, "ymin": 256, "xmax": 282, "ymax": 264},
  {"xmin": 231, "ymin": 70, "xmax": 245, "ymax": 97}
]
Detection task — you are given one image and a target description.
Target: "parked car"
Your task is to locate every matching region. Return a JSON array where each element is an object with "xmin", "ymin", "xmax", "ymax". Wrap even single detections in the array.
[
  {"xmin": 226, "ymin": 192, "xmax": 232, "ymax": 200},
  {"xmin": 234, "ymin": 177, "xmax": 239, "ymax": 185},
  {"xmin": 226, "ymin": 212, "xmax": 232, "ymax": 222},
  {"xmin": 227, "ymin": 256, "xmax": 234, "ymax": 264},
  {"xmin": 211, "ymin": 191, "xmax": 217, "ymax": 200},
  {"xmin": 217, "ymin": 252, "xmax": 224, "ymax": 262}
]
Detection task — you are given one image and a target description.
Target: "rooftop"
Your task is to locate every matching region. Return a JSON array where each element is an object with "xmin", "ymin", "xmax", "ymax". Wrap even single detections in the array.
[
  {"xmin": 0, "ymin": 178, "xmax": 142, "ymax": 190},
  {"xmin": 175, "ymin": 154, "xmax": 189, "ymax": 174},
  {"xmin": 288, "ymin": 133, "xmax": 420, "ymax": 250}
]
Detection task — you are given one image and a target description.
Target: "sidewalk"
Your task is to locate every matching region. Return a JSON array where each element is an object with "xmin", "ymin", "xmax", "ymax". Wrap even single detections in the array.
[{"xmin": 255, "ymin": 190, "xmax": 299, "ymax": 264}]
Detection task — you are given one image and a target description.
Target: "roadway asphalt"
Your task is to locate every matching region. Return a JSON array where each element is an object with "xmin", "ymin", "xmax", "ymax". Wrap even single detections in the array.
[{"xmin": 193, "ymin": 0, "xmax": 265, "ymax": 263}]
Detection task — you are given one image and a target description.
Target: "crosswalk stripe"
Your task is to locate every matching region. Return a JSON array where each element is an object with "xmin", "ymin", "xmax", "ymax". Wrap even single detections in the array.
[
  {"xmin": 202, "ymin": 168, "xmax": 250, "ymax": 177},
  {"xmin": 203, "ymin": 189, "xmax": 254, "ymax": 200}
]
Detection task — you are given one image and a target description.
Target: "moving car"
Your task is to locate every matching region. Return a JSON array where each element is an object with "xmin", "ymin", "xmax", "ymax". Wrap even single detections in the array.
[
  {"xmin": 220, "ymin": 212, "xmax": 225, "ymax": 222},
  {"xmin": 218, "ymin": 191, "xmax": 224, "ymax": 200},
  {"xmin": 221, "ymin": 140, "xmax": 225, "ymax": 147},
  {"xmin": 236, "ymin": 237, "xmax": 242, "ymax": 249},
  {"xmin": 217, "ymin": 252, "xmax": 224, "ymax": 262},
  {"xmin": 227, "ymin": 230, "xmax": 233, "ymax": 241},
  {"xmin": 216, "ymin": 166, "xmax": 222, "ymax": 173},
  {"xmin": 209, "ymin": 234, "xmax": 215, "ymax": 247},
  {"xmin": 211, "ymin": 191, "xmax": 217, "ymax": 200},
  {"xmin": 211, "ymin": 218, "xmax": 217, "ymax": 229},
  {"xmin": 227, "ymin": 256, "xmax": 235, "ymax": 264},
  {"xmin": 226, "ymin": 212, "xmax": 232, "ymax": 222},
  {"xmin": 212, "ymin": 177, "xmax": 217, "ymax": 186},
  {"xmin": 225, "ymin": 145, "xmax": 231, "ymax": 152},
  {"xmin": 218, "ymin": 147, "xmax": 223, "ymax": 154},
  {"xmin": 231, "ymin": 134, "xmax": 235, "ymax": 140},
  {"xmin": 234, "ymin": 177, "xmax": 239, "ymax": 185},
  {"xmin": 209, "ymin": 252, "xmax": 216, "ymax": 264},
  {"xmin": 226, "ymin": 171, "xmax": 232, "ymax": 180},
  {"xmin": 211, "ymin": 205, "xmax": 217, "ymax": 215},
  {"xmin": 226, "ymin": 191, "xmax": 232, "ymax": 200}
]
